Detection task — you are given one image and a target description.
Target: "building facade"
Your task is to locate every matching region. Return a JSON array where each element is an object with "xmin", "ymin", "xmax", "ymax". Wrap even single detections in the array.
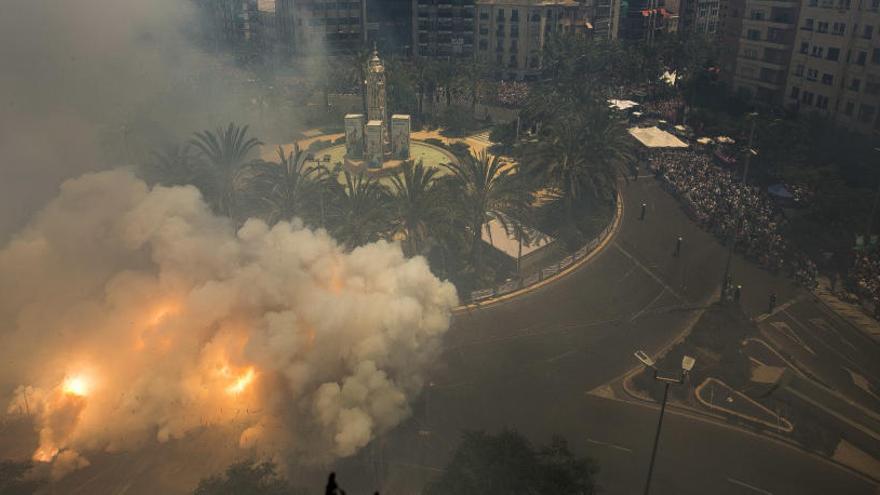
[
  {"xmin": 414, "ymin": 0, "xmax": 477, "ymax": 57},
  {"xmin": 292, "ymin": 0, "xmax": 366, "ymax": 55},
  {"xmin": 679, "ymin": 0, "xmax": 722, "ymax": 35},
  {"xmin": 366, "ymin": 0, "xmax": 414, "ymax": 55},
  {"xmin": 784, "ymin": 0, "xmax": 880, "ymax": 134},
  {"xmin": 720, "ymin": 0, "xmax": 799, "ymax": 104},
  {"xmin": 474, "ymin": 0, "xmax": 590, "ymax": 79}
]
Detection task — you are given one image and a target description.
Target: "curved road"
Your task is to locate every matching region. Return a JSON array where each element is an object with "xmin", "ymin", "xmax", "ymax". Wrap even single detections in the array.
[
  {"xmin": 351, "ymin": 177, "xmax": 877, "ymax": 494},
  {"xmin": 13, "ymin": 177, "xmax": 876, "ymax": 494}
]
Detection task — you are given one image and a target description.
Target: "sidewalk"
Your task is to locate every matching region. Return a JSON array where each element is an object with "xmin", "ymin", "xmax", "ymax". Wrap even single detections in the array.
[{"xmin": 814, "ymin": 276, "xmax": 880, "ymax": 343}]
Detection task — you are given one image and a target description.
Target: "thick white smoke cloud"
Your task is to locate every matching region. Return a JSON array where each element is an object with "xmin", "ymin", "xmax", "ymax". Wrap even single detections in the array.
[{"xmin": 1, "ymin": 169, "xmax": 458, "ymax": 478}]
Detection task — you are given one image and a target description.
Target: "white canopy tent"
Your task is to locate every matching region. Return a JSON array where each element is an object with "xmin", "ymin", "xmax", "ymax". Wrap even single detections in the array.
[{"xmin": 628, "ymin": 126, "xmax": 689, "ymax": 149}]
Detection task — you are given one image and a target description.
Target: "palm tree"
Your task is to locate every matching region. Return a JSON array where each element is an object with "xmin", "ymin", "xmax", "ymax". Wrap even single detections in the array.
[
  {"xmin": 240, "ymin": 145, "xmax": 327, "ymax": 226},
  {"xmin": 325, "ymin": 167, "xmax": 389, "ymax": 249},
  {"xmin": 523, "ymin": 105, "xmax": 633, "ymax": 222},
  {"xmin": 144, "ymin": 143, "xmax": 199, "ymax": 187},
  {"xmin": 443, "ymin": 150, "xmax": 532, "ymax": 273},
  {"xmin": 387, "ymin": 160, "xmax": 449, "ymax": 256},
  {"xmin": 189, "ymin": 122, "xmax": 263, "ymax": 217}
]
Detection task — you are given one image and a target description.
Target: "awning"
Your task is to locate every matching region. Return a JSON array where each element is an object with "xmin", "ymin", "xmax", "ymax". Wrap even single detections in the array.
[{"xmin": 628, "ymin": 126, "xmax": 689, "ymax": 148}]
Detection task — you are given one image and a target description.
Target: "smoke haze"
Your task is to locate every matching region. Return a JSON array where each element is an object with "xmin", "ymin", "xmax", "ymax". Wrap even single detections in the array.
[
  {"xmin": 0, "ymin": 0, "xmax": 459, "ymax": 482},
  {"xmin": 2, "ymin": 169, "xmax": 457, "ymax": 478}
]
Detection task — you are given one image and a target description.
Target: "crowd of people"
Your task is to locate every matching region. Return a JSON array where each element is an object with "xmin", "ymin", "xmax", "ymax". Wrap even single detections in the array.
[
  {"xmin": 492, "ymin": 81, "xmax": 530, "ymax": 107},
  {"xmin": 649, "ymin": 149, "xmax": 818, "ymax": 289},
  {"xmin": 851, "ymin": 251, "xmax": 880, "ymax": 317},
  {"xmin": 641, "ymin": 97, "xmax": 685, "ymax": 122}
]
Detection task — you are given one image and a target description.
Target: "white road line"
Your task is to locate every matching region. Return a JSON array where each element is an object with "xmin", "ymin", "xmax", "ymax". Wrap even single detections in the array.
[
  {"xmin": 630, "ymin": 288, "xmax": 668, "ymax": 322},
  {"xmin": 613, "ymin": 242, "xmax": 686, "ymax": 303},
  {"xmin": 586, "ymin": 437, "xmax": 633, "ymax": 453},
  {"xmin": 726, "ymin": 477, "xmax": 774, "ymax": 494}
]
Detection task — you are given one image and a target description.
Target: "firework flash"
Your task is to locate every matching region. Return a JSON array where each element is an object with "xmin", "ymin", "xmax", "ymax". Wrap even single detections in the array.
[{"xmin": 1, "ymin": 169, "xmax": 457, "ymax": 478}]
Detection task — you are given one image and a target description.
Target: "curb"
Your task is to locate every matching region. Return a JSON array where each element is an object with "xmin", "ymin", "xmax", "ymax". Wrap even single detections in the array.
[
  {"xmin": 604, "ymin": 375, "xmax": 880, "ymax": 486},
  {"xmin": 694, "ymin": 377, "xmax": 794, "ymax": 433},
  {"xmin": 453, "ymin": 188, "xmax": 624, "ymax": 314}
]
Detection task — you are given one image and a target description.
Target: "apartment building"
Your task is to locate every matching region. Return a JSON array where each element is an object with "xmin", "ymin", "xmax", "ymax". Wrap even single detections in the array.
[
  {"xmin": 721, "ymin": 0, "xmax": 799, "ymax": 104},
  {"xmin": 679, "ymin": 0, "xmax": 722, "ymax": 35},
  {"xmin": 292, "ymin": 0, "xmax": 366, "ymax": 55},
  {"xmin": 366, "ymin": 0, "xmax": 413, "ymax": 54},
  {"xmin": 414, "ymin": 0, "xmax": 477, "ymax": 58},
  {"xmin": 784, "ymin": 0, "xmax": 880, "ymax": 134},
  {"xmin": 474, "ymin": 0, "xmax": 590, "ymax": 79}
]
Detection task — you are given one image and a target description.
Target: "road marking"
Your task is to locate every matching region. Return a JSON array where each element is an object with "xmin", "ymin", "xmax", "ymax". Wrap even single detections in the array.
[
  {"xmin": 629, "ymin": 288, "xmax": 667, "ymax": 322},
  {"xmin": 809, "ymin": 318, "xmax": 859, "ymax": 351},
  {"xmin": 769, "ymin": 321, "xmax": 816, "ymax": 355},
  {"xmin": 586, "ymin": 437, "xmax": 632, "ymax": 453},
  {"xmin": 612, "ymin": 242, "xmax": 686, "ymax": 303},
  {"xmin": 726, "ymin": 477, "xmax": 774, "ymax": 494},
  {"xmin": 546, "ymin": 348, "xmax": 579, "ymax": 363}
]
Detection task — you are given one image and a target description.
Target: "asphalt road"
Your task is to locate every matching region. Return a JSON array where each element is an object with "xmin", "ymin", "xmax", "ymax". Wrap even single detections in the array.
[
  {"xmin": 7, "ymin": 177, "xmax": 877, "ymax": 494},
  {"xmin": 339, "ymin": 177, "xmax": 878, "ymax": 494}
]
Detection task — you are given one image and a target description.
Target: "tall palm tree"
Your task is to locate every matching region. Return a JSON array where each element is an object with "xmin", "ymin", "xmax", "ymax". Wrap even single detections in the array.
[
  {"xmin": 240, "ymin": 145, "xmax": 327, "ymax": 226},
  {"xmin": 387, "ymin": 160, "xmax": 449, "ymax": 256},
  {"xmin": 523, "ymin": 105, "xmax": 633, "ymax": 222},
  {"xmin": 443, "ymin": 150, "xmax": 532, "ymax": 272},
  {"xmin": 325, "ymin": 167, "xmax": 389, "ymax": 249},
  {"xmin": 144, "ymin": 143, "xmax": 198, "ymax": 187},
  {"xmin": 189, "ymin": 122, "xmax": 263, "ymax": 217}
]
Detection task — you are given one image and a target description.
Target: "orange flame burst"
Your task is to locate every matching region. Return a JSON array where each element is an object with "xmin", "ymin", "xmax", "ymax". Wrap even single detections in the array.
[
  {"xmin": 62, "ymin": 375, "xmax": 90, "ymax": 397},
  {"xmin": 225, "ymin": 367, "xmax": 256, "ymax": 395}
]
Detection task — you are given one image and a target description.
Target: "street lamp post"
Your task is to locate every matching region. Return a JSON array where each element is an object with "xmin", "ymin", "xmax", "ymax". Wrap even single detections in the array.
[
  {"xmin": 634, "ymin": 351, "xmax": 696, "ymax": 495},
  {"xmin": 721, "ymin": 112, "xmax": 759, "ymax": 300}
]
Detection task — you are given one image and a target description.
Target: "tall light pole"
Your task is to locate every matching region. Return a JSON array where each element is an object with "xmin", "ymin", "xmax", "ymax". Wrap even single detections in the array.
[
  {"xmin": 721, "ymin": 112, "xmax": 759, "ymax": 299},
  {"xmin": 634, "ymin": 351, "xmax": 696, "ymax": 495}
]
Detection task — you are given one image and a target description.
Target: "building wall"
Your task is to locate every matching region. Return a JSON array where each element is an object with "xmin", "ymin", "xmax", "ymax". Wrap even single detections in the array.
[
  {"xmin": 784, "ymin": 0, "xmax": 880, "ymax": 134},
  {"xmin": 721, "ymin": 0, "xmax": 799, "ymax": 105},
  {"xmin": 293, "ymin": 0, "xmax": 365, "ymax": 55},
  {"xmin": 366, "ymin": 0, "xmax": 414, "ymax": 55},
  {"xmin": 414, "ymin": 0, "xmax": 477, "ymax": 57},
  {"xmin": 475, "ymin": 0, "xmax": 586, "ymax": 79}
]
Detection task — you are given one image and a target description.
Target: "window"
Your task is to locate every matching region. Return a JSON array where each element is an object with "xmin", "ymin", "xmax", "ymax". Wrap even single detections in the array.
[
  {"xmin": 807, "ymin": 68, "xmax": 819, "ymax": 80},
  {"xmin": 497, "ymin": 8, "xmax": 504, "ymax": 20},
  {"xmin": 510, "ymin": 25, "xmax": 519, "ymax": 37},
  {"xmin": 803, "ymin": 18, "xmax": 814, "ymax": 30},
  {"xmin": 790, "ymin": 86, "xmax": 800, "ymax": 99},
  {"xmin": 866, "ymin": 82, "xmax": 880, "ymax": 95},
  {"xmin": 873, "ymin": 48, "xmax": 880, "ymax": 64},
  {"xmin": 479, "ymin": 9, "xmax": 489, "ymax": 20},
  {"xmin": 872, "ymin": 0, "xmax": 880, "ymax": 10},
  {"xmin": 827, "ymin": 47, "xmax": 840, "ymax": 61},
  {"xmin": 747, "ymin": 29, "xmax": 761, "ymax": 40},
  {"xmin": 817, "ymin": 21, "xmax": 828, "ymax": 33},
  {"xmin": 864, "ymin": 25, "xmax": 874, "ymax": 39},
  {"xmin": 850, "ymin": 78, "xmax": 861, "ymax": 91},
  {"xmin": 800, "ymin": 42, "xmax": 809, "ymax": 54},
  {"xmin": 479, "ymin": 39, "xmax": 488, "ymax": 50},
  {"xmin": 832, "ymin": 22, "xmax": 845, "ymax": 35},
  {"xmin": 511, "ymin": 8, "xmax": 519, "ymax": 21},
  {"xmin": 802, "ymin": 91, "xmax": 815, "ymax": 104},
  {"xmin": 858, "ymin": 104, "xmax": 876, "ymax": 123},
  {"xmin": 751, "ymin": 10, "xmax": 765, "ymax": 19},
  {"xmin": 744, "ymin": 47, "xmax": 758, "ymax": 58},
  {"xmin": 857, "ymin": 50, "xmax": 867, "ymax": 65},
  {"xmin": 811, "ymin": 46, "xmax": 824, "ymax": 57},
  {"xmin": 795, "ymin": 64, "xmax": 805, "ymax": 76},
  {"xmin": 768, "ymin": 28, "xmax": 786, "ymax": 42},
  {"xmin": 508, "ymin": 54, "xmax": 517, "ymax": 68},
  {"xmin": 822, "ymin": 74, "xmax": 834, "ymax": 85},
  {"xmin": 816, "ymin": 95, "xmax": 829, "ymax": 109},
  {"xmin": 844, "ymin": 101, "xmax": 854, "ymax": 115}
]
